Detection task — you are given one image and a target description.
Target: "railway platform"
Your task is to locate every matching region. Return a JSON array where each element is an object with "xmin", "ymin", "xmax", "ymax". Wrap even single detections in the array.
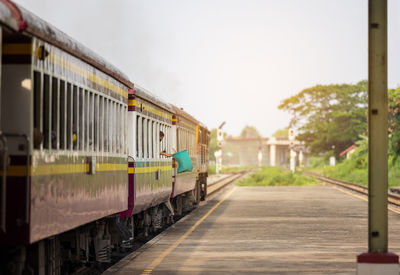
[{"xmin": 104, "ymin": 184, "xmax": 400, "ymax": 274}]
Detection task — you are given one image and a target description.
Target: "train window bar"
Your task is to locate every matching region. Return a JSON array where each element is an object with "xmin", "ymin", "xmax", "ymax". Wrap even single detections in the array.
[
  {"xmin": 136, "ymin": 115, "xmax": 140, "ymax": 158},
  {"xmin": 85, "ymin": 90, "xmax": 89, "ymax": 152},
  {"xmin": 33, "ymin": 71, "xmax": 41, "ymax": 149},
  {"xmin": 104, "ymin": 98, "xmax": 108, "ymax": 153},
  {"xmin": 143, "ymin": 118, "xmax": 149, "ymax": 158},
  {"xmin": 43, "ymin": 74, "xmax": 50, "ymax": 149},
  {"xmin": 51, "ymin": 77, "xmax": 58, "ymax": 150},
  {"xmin": 156, "ymin": 121, "xmax": 159, "ymax": 159},
  {"xmin": 110, "ymin": 100, "xmax": 114, "ymax": 153},
  {"xmin": 138, "ymin": 116, "xmax": 142, "ymax": 158},
  {"xmin": 94, "ymin": 94, "xmax": 98, "ymax": 152},
  {"xmin": 99, "ymin": 96, "xmax": 103, "ymax": 153},
  {"xmin": 113, "ymin": 100, "xmax": 116, "ymax": 153},
  {"xmin": 59, "ymin": 80, "xmax": 66, "ymax": 150},
  {"xmin": 66, "ymin": 83, "xmax": 72, "ymax": 150},
  {"xmin": 73, "ymin": 85, "xmax": 78, "ymax": 150},
  {"xmin": 78, "ymin": 88, "xmax": 84, "ymax": 151}
]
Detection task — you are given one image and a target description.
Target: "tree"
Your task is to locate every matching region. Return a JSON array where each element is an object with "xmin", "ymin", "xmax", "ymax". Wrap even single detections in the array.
[
  {"xmin": 273, "ymin": 127, "xmax": 289, "ymax": 138},
  {"xmin": 388, "ymin": 87, "xmax": 400, "ymax": 159},
  {"xmin": 240, "ymin": 125, "xmax": 261, "ymax": 138},
  {"xmin": 209, "ymin": 128, "xmax": 218, "ymax": 161},
  {"xmin": 278, "ymin": 81, "xmax": 368, "ymax": 158}
]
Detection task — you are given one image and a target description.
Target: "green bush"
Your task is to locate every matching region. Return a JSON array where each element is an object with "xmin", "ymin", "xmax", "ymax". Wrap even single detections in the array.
[{"xmin": 236, "ymin": 167, "xmax": 318, "ymax": 186}]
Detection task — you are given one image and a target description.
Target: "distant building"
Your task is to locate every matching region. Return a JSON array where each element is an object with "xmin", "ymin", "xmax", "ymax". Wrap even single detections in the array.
[
  {"xmin": 339, "ymin": 145, "xmax": 358, "ymax": 159},
  {"xmin": 221, "ymin": 137, "xmax": 267, "ymax": 167},
  {"xmin": 221, "ymin": 136, "xmax": 309, "ymax": 167}
]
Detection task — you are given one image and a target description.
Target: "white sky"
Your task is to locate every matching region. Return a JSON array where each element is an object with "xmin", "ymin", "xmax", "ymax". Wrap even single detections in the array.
[{"xmin": 12, "ymin": 0, "xmax": 400, "ymax": 136}]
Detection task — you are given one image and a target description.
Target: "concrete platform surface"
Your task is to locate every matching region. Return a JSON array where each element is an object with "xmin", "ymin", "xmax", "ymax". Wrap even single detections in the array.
[{"xmin": 105, "ymin": 185, "xmax": 400, "ymax": 274}]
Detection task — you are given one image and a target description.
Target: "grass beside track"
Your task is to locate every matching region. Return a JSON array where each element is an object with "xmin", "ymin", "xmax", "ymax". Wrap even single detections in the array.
[{"xmin": 236, "ymin": 167, "xmax": 318, "ymax": 186}]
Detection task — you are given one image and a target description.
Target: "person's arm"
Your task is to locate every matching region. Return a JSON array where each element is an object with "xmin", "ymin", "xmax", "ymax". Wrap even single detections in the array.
[{"xmin": 160, "ymin": 152, "xmax": 173, "ymax": 157}]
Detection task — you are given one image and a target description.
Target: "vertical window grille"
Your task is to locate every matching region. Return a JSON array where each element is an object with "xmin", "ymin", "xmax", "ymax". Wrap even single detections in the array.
[
  {"xmin": 136, "ymin": 116, "xmax": 140, "ymax": 157},
  {"xmin": 116, "ymin": 103, "xmax": 120, "ymax": 153},
  {"xmin": 79, "ymin": 88, "xmax": 84, "ymax": 150},
  {"xmin": 67, "ymin": 83, "xmax": 72, "ymax": 150},
  {"xmin": 51, "ymin": 77, "xmax": 58, "ymax": 150},
  {"xmin": 99, "ymin": 96, "xmax": 104, "ymax": 152},
  {"xmin": 104, "ymin": 98, "xmax": 108, "ymax": 152},
  {"xmin": 109, "ymin": 100, "xmax": 113, "ymax": 153},
  {"xmin": 94, "ymin": 94, "xmax": 98, "ymax": 152},
  {"xmin": 73, "ymin": 86, "xmax": 78, "ymax": 150},
  {"xmin": 88, "ymin": 91, "xmax": 93, "ymax": 152},
  {"xmin": 143, "ymin": 118, "xmax": 147, "ymax": 158},
  {"xmin": 138, "ymin": 116, "xmax": 143, "ymax": 158},
  {"xmin": 43, "ymin": 74, "xmax": 50, "ymax": 149},
  {"xmin": 110, "ymin": 101, "xmax": 116, "ymax": 153},
  {"xmin": 85, "ymin": 91, "xmax": 89, "ymax": 151},
  {"xmin": 33, "ymin": 71, "xmax": 41, "ymax": 149},
  {"xmin": 59, "ymin": 80, "xmax": 65, "ymax": 150}
]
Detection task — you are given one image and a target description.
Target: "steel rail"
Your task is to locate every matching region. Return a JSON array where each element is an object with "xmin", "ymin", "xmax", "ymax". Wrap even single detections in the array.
[
  {"xmin": 304, "ymin": 171, "xmax": 400, "ymax": 207},
  {"xmin": 207, "ymin": 170, "xmax": 248, "ymax": 196}
]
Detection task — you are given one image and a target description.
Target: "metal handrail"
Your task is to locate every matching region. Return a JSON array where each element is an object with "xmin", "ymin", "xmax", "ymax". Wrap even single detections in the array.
[{"xmin": 0, "ymin": 132, "xmax": 7, "ymax": 233}]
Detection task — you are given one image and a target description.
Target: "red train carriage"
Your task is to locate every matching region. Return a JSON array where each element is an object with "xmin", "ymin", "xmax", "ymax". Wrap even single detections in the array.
[
  {"xmin": 170, "ymin": 105, "xmax": 199, "ymax": 202},
  {"xmin": 0, "ymin": 1, "xmax": 210, "ymax": 274},
  {"xmin": 0, "ymin": 1, "xmax": 131, "ymax": 273},
  {"xmin": 122, "ymin": 86, "xmax": 174, "ymax": 218}
]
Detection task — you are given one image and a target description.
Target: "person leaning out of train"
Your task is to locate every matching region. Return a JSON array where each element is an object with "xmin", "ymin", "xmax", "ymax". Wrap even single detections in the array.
[{"xmin": 159, "ymin": 131, "xmax": 173, "ymax": 157}]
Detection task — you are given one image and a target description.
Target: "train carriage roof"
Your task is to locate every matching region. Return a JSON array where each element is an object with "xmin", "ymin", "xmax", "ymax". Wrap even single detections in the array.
[
  {"xmin": 134, "ymin": 85, "xmax": 174, "ymax": 113},
  {"xmin": 0, "ymin": 0, "xmax": 133, "ymax": 89},
  {"xmin": 171, "ymin": 104, "xmax": 199, "ymax": 125}
]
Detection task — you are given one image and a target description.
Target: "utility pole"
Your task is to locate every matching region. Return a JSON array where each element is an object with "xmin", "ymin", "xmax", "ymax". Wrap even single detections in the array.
[
  {"xmin": 357, "ymin": 0, "xmax": 398, "ymax": 273},
  {"xmin": 215, "ymin": 121, "xmax": 225, "ymax": 174}
]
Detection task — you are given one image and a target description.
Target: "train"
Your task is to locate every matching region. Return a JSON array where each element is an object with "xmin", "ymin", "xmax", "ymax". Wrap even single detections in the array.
[{"xmin": 0, "ymin": 1, "xmax": 210, "ymax": 274}]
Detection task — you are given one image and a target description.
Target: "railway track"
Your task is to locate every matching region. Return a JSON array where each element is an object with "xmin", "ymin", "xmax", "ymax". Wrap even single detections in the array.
[
  {"xmin": 207, "ymin": 170, "xmax": 248, "ymax": 195},
  {"xmin": 304, "ymin": 171, "xmax": 400, "ymax": 207}
]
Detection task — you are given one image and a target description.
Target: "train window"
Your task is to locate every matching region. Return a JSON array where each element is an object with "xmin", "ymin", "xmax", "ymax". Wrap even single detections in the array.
[
  {"xmin": 51, "ymin": 77, "xmax": 59, "ymax": 150},
  {"xmin": 111, "ymin": 101, "xmax": 114, "ymax": 153},
  {"xmin": 104, "ymin": 98, "xmax": 108, "ymax": 152},
  {"xmin": 88, "ymin": 91, "xmax": 92, "ymax": 152},
  {"xmin": 66, "ymin": 83, "xmax": 72, "ymax": 150},
  {"xmin": 160, "ymin": 124, "xmax": 164, "ymax": 158},
  {"xmin": 142, "ymin": 118, "xmax": 148, "ymax": 158},
  {"xmin": 33, "ymin": 71, "xmax": 41, "ymax": 149},
  {"xmin": 113, "ymin": 101, "xmax": 117, "ymax": 153},
  {"xmin": 116, "ymin": 103, "xmax": 120, "ymax": 153},
  {"xmin": 136, "ymin": 115, "xmax": 140, "ymax": 157},
  {"xmin": 85, "ymin": 90, "xmax": 89, "ymax": 151},
  {"xmin": 108, "ymin": 99, "xmax": 113, "ymax": 153},
  {"xmin": 73, "ymin": 86, "xmax": 78, "ymax": 150},
  {"xmin": 59, "ymin": 80, "xmax": 65, "ymax": 150},
  {"xmin": 155, "ymin": 122, "xmax": 159, "ymax": 158},
  {"xmin": 43, "ymin": 74, "xmax": 50, "ymax": 149},
  {"xmin": 122, "ymin": 106, "xmax": 128, "ymax": 154},
  {"xmin": 79, "ymin": 88, "xmax": 84, "ymax": 151},
  {"xmin": 94, "ymin": 94, "xmax": 98, "ymax": 152},
  {"xmin": 148, "ymin": 119, "xmax": 152, "ymax": 158},
  {"xmin": 99, "ymin": 96, "xmax": 103, "ymax": 152},
  {"xmin": 138, "ymin": 116, "xmax": 142, "ymax": 158},
  {"xmin": 166, "ymin": 126, "xmax": 169, "ymax": 155}
]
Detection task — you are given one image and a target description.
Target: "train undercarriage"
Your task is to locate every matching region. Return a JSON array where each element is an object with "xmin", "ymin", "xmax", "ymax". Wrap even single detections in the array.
[{"xmin": 0, "ymin": 189, "xmax": 199, "ymax": 275}]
